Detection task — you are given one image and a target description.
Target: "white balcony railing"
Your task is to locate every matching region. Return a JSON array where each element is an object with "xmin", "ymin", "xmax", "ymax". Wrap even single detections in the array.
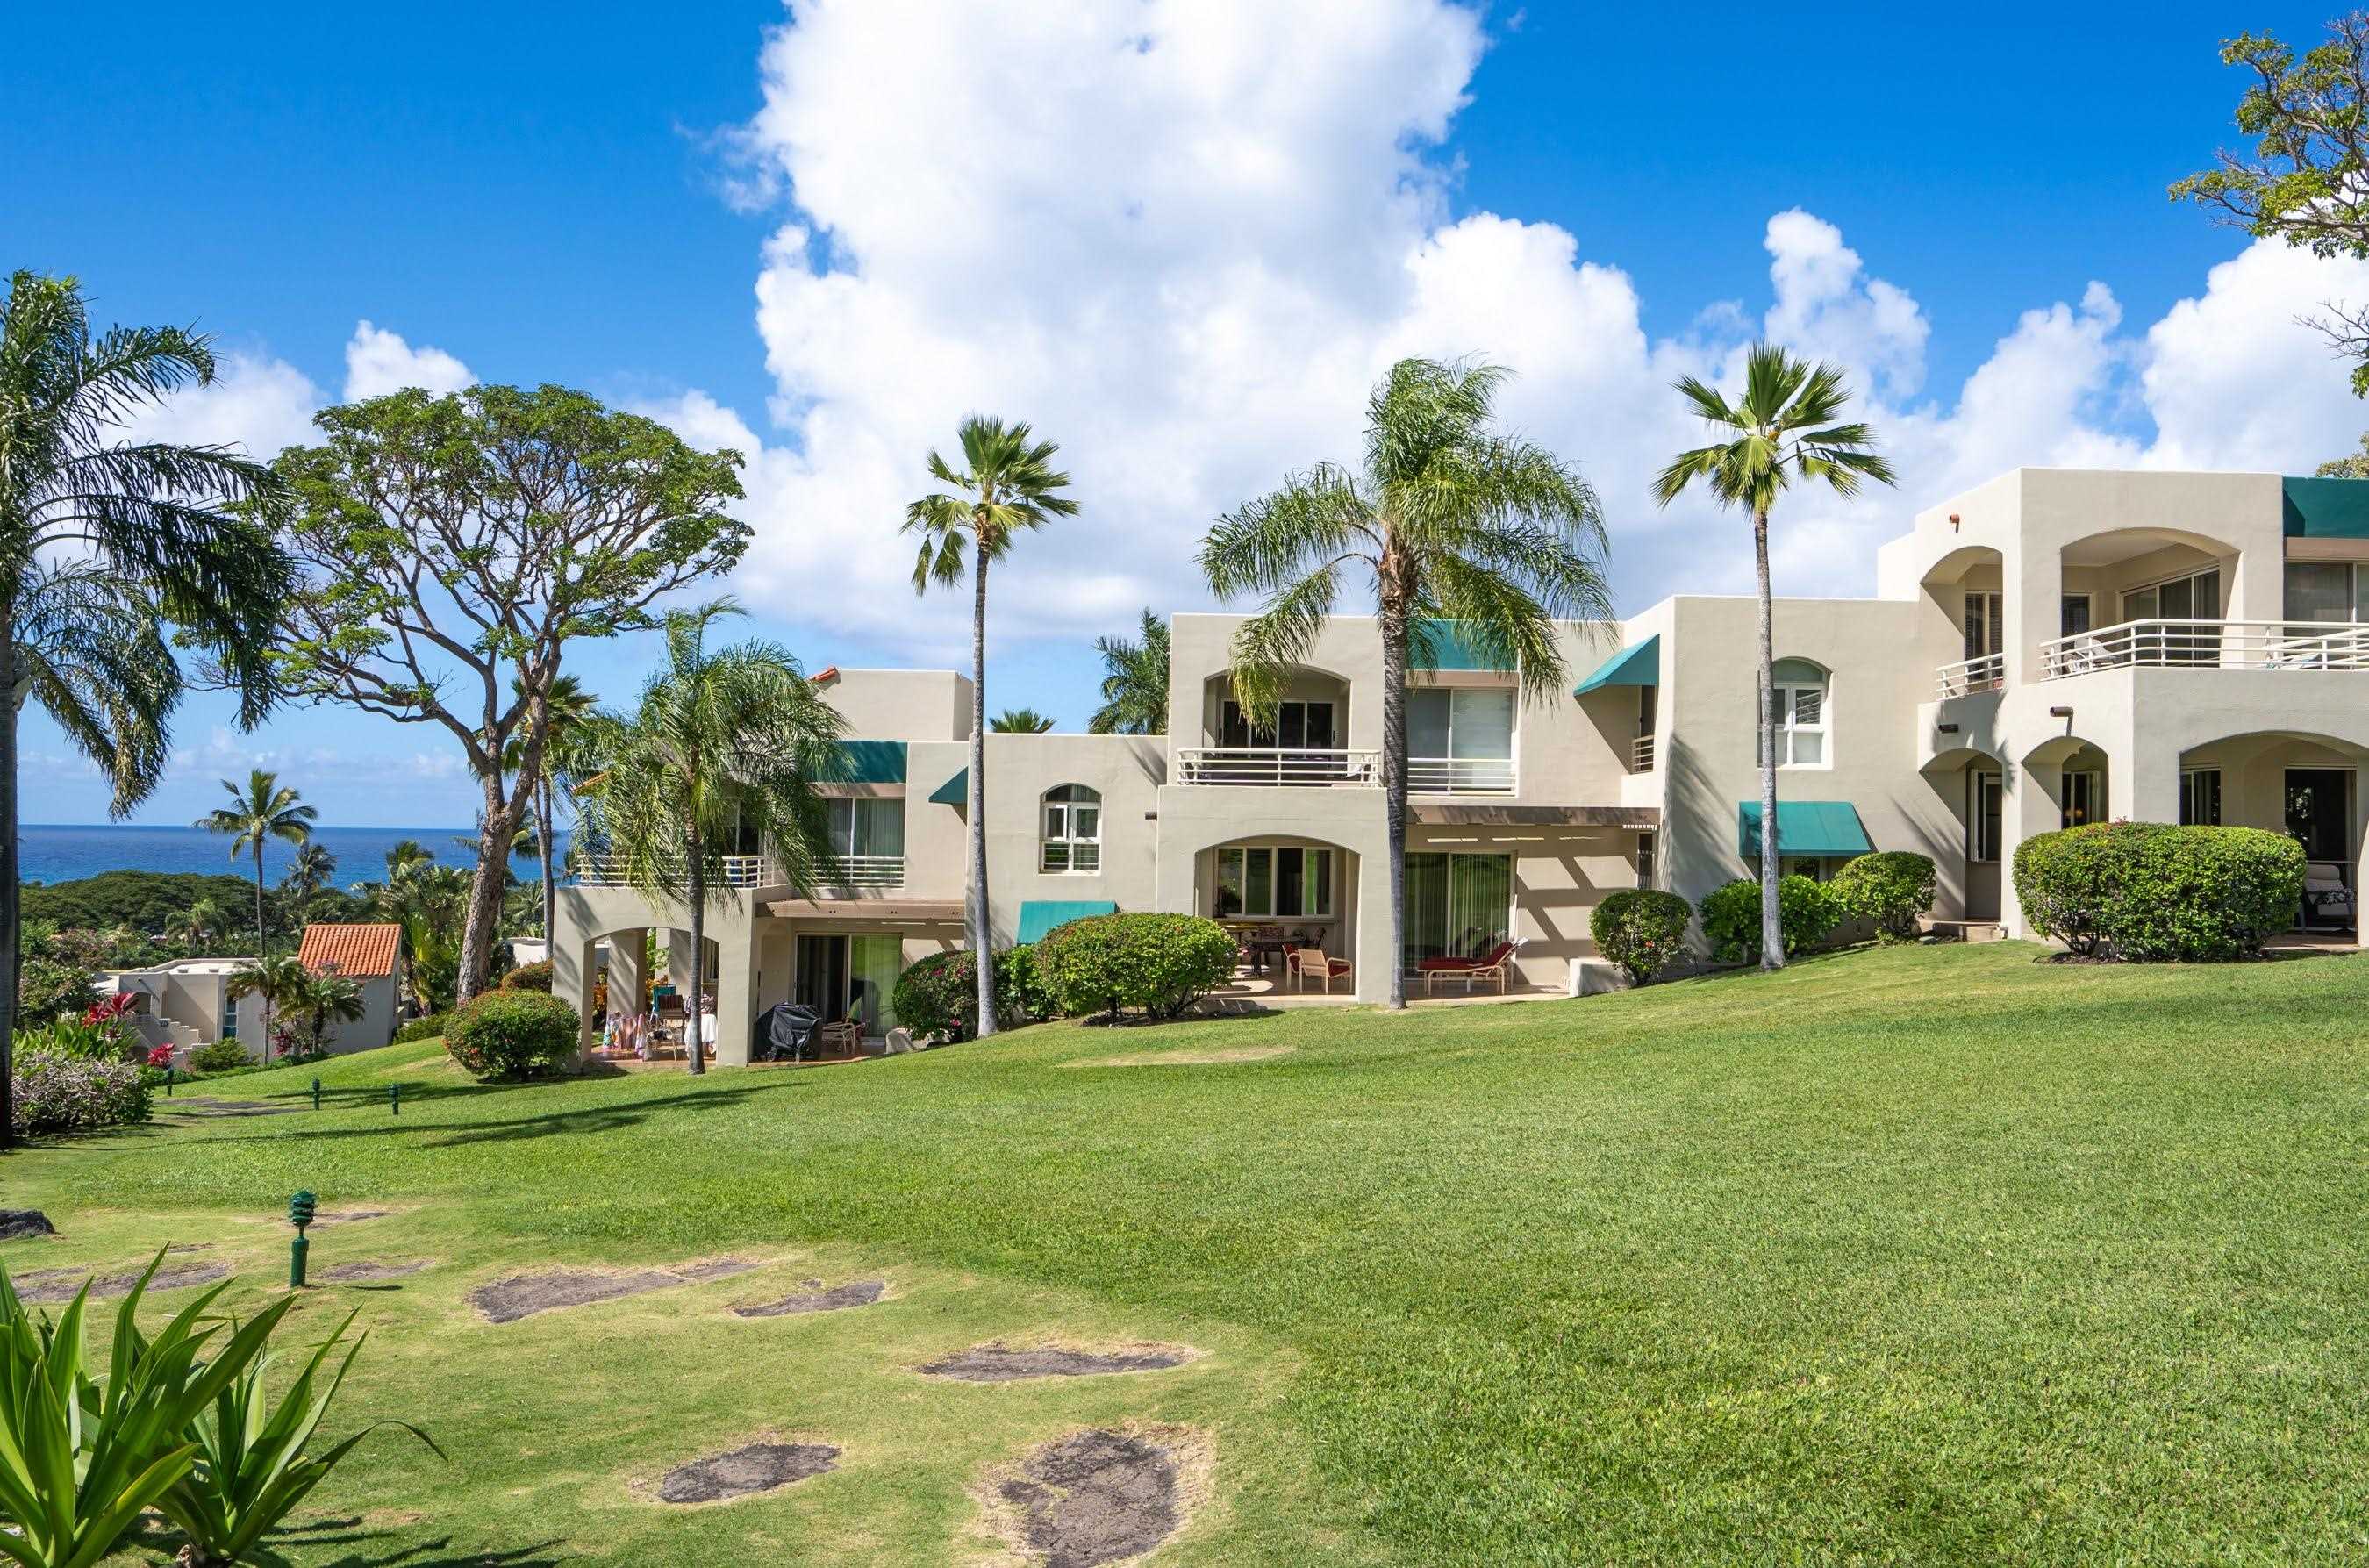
[
  {"xmin": 1407, "ymin": 756, "xmax": 1516, "ymax": 794},
  {"xmin": 1175, "ymin": 747, "xmax": 1380, "ymax": 786},
  {"xmin": 818, "ymin": 855, "xmax": 905, "ymax": 888},
  {"xmin": 2041, "ymin": 619, "xmax": 2369, "ymax": 679},
  {"xmin": 1630, "ymin": 734, "xmax": 1657, "ymax": 773},
  {"xmin": 574, "ymin": 854, "xmax": 779, "ymax": 889},
  {"xmin": 1936, "ymin": 651, "xmax": 2005, "ymax": 698}
]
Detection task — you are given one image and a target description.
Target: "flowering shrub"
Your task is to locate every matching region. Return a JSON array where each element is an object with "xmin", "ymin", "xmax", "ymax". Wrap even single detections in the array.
[
  {"xmin": 1700, "ymin": 877, "xmax": 1843, "ymax": 964},
  {"xmin": 445, "ymin": 990, "xmax": 578, "ymax": 1079},
  {"xmin": 1588, "ymin": 890, "xmax": 1694, "ymax": 983},
  {"xmin": 891, "ymin": 947, "xmax": 1058, "ymax": 1042},
  {"xmin": 10, "ymin": 1049, "xmax": 153, "ymax": 1136},
  {"xmin": 146, "ymin": 1043, "xmax": 175, "ymax": 1070}
]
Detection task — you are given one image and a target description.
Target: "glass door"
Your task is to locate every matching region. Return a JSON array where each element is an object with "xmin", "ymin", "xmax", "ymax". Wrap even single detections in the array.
[
  {"xmin": 849, "ymin": 935, "xmax": 903, "ymax": 1035},
  {"xmin": 1401, "ymin": 852, "xmax": 1512, "ymax": 967},
  {"xmin": 793, "ymin": 934, "xmax": 848, "ymax": 1023}
]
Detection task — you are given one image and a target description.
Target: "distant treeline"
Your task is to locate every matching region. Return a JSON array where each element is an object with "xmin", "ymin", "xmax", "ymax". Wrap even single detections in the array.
[{"xmin": 23, "ymin": 870, "xmax": 368, "ymax": 938}]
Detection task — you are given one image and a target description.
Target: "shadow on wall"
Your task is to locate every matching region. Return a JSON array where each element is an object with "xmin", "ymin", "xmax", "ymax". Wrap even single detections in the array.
[
  {"xmin": 1515, "ymin": 854, "xmax": 1599, "ymax": 980},
  {"xmin": 1663, "ymin": 733, "xmax": 1737, "ymax": 906}
]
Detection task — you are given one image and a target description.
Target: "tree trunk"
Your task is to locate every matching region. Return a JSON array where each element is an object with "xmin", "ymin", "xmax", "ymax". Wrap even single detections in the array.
[
  {"xmin": 538, "ymin": 777, "xmax": 556, "ymax": 944},
  {"xmin": 454, "ymin": 762, "xmax": 516, "ymax": 1004},
  {"xmin": 0, "ymin": 606, "xmax": 18, "ymax": 1148},
  {"xmin": 1755, "ymin": 505, "xmax": 1784, "ymax": 970},
  {"xmin": 969, "ymin": 545, "xmax": 997, "ymax": 1037},
  {"xmin": 685, "ymin": 820, "xmax": 706, "ymax": 1078},
  {"xmin": 254, "ymin": 840, "xmax": 273, "ymax": 1059},
  {"xmin": 1378, "ymin": 591, "xmax": 1410, "ymax": 1010}
]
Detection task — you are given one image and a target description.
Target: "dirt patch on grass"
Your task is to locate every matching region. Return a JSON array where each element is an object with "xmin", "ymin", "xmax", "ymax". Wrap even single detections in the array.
[
  {"xmin": 655, "ymin": 1440, "xmax": 841, "ymax": 1505},
  {"xmin": 13, "ymin": 1262, "xmax": 230, "ymax": 1304},
  {"xmin": 1075, "ymin": 1046, "xmax": 1295, "ymax": 1068},
  {"xmin": 977, "ymin": 1426, "xmax": 1209, "ymax": 1567},
  {"xmin": 733, "ymin": 1279, "xmax": 887, "ymax": 1318},
  {"xmin": 469, "ymin": 1257, "xmax": 762, "ymax": 1323},
  {"xmin": 314, "ymin": 1258, "xmax": 433, "ymax": 1285},
  {"xmin": 310, "ymin": 1209, "xmax": 396, "ymax": 1227},
  {"xmin": 170, "ymin": 1098, "xmax": 300, "ymax": 1117},
  {"xmin": 920, "ymin": 1343, "xmax": 1198, "ymax": 1384}
]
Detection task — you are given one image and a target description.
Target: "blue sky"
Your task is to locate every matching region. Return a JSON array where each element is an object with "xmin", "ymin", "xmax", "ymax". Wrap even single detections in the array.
[{"xmin": 7, "ymin": 1, "xmax": 2363, "ymax": 827}]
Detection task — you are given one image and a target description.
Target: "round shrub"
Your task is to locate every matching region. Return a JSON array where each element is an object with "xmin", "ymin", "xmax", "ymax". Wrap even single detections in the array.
[
  {"xmin": 1589, "ymin": 890, "xmax": 1693, "ymax": 984},
  {"xmin": 2015, "ymin": 822, "xmax": 2303, "ymax": 961},
  {"xmin": 10, "ymin": 1050, "xmax": 152, "ymax": 1136},
  {"xmin": 445, "ymin": 990, "xmax": 578, "ymax": 1079},
  {"xmin": 1033, "ymin": 913, "xmax": 1238, "ymax": 1021},
  {"xmin": 394, "ymin": 1012, "xmax": 448, "ymax": 1044},
  {"xmin": 501, "ymin": 959, "xmax": 555, "ymax": 992},
  {"xmin": 1830, "ymin": 851, "xmax": 1938, "ymax": 942},
  {"xmin": 891, "ymin": 947, "xmax": 1058, "ymax": 1043},
  {"xmin": 1700, "ymin": 876, "xmax": 1843, "ymax": 964},
  {"xmin": 187, "ymin": 1038, "xmax": 254, "ymax": 1072}
]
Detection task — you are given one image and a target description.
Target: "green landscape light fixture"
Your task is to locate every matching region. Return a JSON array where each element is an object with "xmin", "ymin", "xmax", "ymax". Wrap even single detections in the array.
[
  {"xmin": 165, "ymin": 1066, "xmax": 175, "ymax": 1097},
  {"xmin": 390, "ymin": 1083, "xmax": 401, "ymax": 1116},
  {"xmin": 312, "ymin": 1077, "xmax": 323, "ymax": 1112},
  {"xmin": 289, "ymin": 1189, "xmax": 317, "ymax": 1288}
]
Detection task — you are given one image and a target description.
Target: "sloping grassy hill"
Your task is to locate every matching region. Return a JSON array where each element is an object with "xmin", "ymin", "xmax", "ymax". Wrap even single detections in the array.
[{"xmin": 11, "ymin": 942, "xmax": 2369, "ymax": 1564}]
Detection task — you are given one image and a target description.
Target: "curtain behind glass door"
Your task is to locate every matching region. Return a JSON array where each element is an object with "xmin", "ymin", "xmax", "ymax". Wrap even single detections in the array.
[{"xmin": 1447, "ymin": 855, "xmax": 1513, "ymax": 956}]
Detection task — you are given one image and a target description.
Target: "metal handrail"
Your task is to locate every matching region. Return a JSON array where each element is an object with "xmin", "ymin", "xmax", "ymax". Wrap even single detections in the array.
[
  {"xmin": 1407, "ymin": 755, "xmax": 1516, "ymax": 794},
  {"xmin": 1175, "ymin": 747, "xmax": 1381, "ymax": 786},
  {"xmin": 1630, "ymin": 734, "xmax": 1657, "ymax": 772},
  {"xmin": 572, "ymin": 854, "xmax": 779, "ymax": 888},
  {"xmin": 2040, "ymin": 618, "xmax": 2369, "ymax": 678},
  {"xmin": 1936, "ymin": 651, "xmax": 2006, "ymax": 698}
]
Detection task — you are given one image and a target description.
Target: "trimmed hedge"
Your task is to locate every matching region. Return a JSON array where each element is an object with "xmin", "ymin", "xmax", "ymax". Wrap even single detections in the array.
[
  {"xmin": 1831, "ymin": 851, "xmax": 1938, "ymax": 942},
  {"xmin": 394, "ymin": 1013, "xmax": 448, "ymax": 1043},
  {"xmin": 501, "ymin": 959, "xmax": 555, "ymax": 992},
  {"xmin": 891, "ymin": 947, "xmax": 1059, "ymax": 1043},
  {"xmin": 11, "ymin": 1050, "xmax": 152, "ymax": 1136},
  {"xmin": 2015, "ymin": 822, "xmax": 2304, "ymax": 961},
  {"xmin": 445, "ymin": 990, "xmax": 577, "ymax": 1079},
  {"xmin": 1589, "ymin": 890, "xmax": 1693, "ymax": 984},
  {"xmin": 187, "ymin": 1039, "xmax": 253, "ymax": 1072},
  {"xmin": 1700, "ymin": 876, "xmax": 1843, "ymax": 965},
  {"xmin": 1033, "ymin": 913, "xmax": 1238, "ymax": 1021}
]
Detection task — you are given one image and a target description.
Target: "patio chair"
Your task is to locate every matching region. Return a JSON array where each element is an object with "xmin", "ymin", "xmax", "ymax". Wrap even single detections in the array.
[
  {"xmin": 2303, "ymin": 861, "xmax": 2356, "ymax": 933},
  {"xmin": 1418, "ymin": 941, "xmax": 1519, "ymax": 995},
  {"xmin": 1288, "ymin": 945, "xmax": 1352, "ymax": 994},
  {"xmin": 817, "ymin": 1019, "xmax": 862, "ymax": 1057}
]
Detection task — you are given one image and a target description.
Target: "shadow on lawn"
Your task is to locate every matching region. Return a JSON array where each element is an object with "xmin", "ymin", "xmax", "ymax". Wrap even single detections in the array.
[{"xmin": 130, "ymin": 1515, "xmax": 567, "ymax": 1568}]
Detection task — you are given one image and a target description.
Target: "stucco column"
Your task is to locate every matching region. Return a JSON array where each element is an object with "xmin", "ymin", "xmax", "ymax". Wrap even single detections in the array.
[
  {"xmin": 712, "ymin": 920, "xmax": 760, "ymax": 1068},
  {"xmin": 666, "ymin": 929, "xmax": 697, "ymax": 993},
  {"xmin": 1999, "ymin": 762, "xmax": 2053, "ymax": 939},
  {"xmin": 606, "ymin": 929, "xmax": 647, "ymax": 1020},
  {"xmin": 1351, "ymin": 850, "xmax": 1390, "ymax": 1002}
]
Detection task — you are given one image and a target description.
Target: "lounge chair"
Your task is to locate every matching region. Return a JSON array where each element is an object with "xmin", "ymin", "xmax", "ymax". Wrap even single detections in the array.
[
  {"xmin": 1288, "ymin": 946, "xmax": 1352, "ymax": 993},
  {"xmin": 1418, "ymin": 941, "xmax": 1519, "ymax": 995}
]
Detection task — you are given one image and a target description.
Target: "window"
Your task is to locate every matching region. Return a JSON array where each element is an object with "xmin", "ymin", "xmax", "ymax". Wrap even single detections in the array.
[
  {"xmin": 2284, "ymin": 561, "xmax": 2369, "ymax": 624},
  {"xmin": 1403, "ymin": 852, "xmax": 1513, "ymax": 965},
  {"xmin": 2060, "ymin": 770, "xmax": 2101, "ymax": 829},
  {"xmin": 1213, "ymin": 845, "xmax": 1333, "ymax": 919},
  {"xmin": 1219, "ymin": 698, "xmax": 1335, "ymax": 750},
  {"xmin": 1407, "ymin": 687, "xmax": 1516, "ymax": 760},
  {"xmin": 2061, "ymin": 594, "xmax": 2093, "ymax": 637},
  {"xmin": 1963, "ymin": 591, "xmax": 2004, "ymax": 659},
  {"xmin": 2180, "ymin": 769, "xmax": 2222, "ymax": 827},
  {"xmin": 1041, "ymin": 784, "xmax": 1101, "ymax": 873},
  {"xmin": 1635, "ymin": 830, "xmax": 1656, "ymax": 890},
  {"xmin": 1970, "ymin": 771, "xmax": 2003, "ymax": 863},
  {"xmin": 825, "ymin": 798, "xmax": 905, "ymax": 862},
  {"xmin": 1769, "ymin": 658, "xmax": 1829, "ymax": 768},
  {"xmin": 2121, "ymin": 566, "xmax": 2221, "ymax": 622}
]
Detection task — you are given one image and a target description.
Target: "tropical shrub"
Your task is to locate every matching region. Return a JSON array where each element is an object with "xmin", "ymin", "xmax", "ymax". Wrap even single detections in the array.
[
  {"xmin": 993, "ymin": 943, "xmax": 1060, "ymax": 1027},
  {"xmin": 187, "ymin": 1039, "xmax": 254, "ymax": 1073},
  {"xmin": 891, "ymin": 947, "xmax": 1058, "ymax": 1043},
  {"xmin": 501, "ymin": 958, "xmax": 555, "ymax": 992},
  {"xmin": 1700, "ymin": 876, "xmax": 1843, "ymax": 965},
  {"xmin": 1589, "ymin": 890, "xmax": 1694, "ymax": 984},
  {"xmin": 1830, "ymin": 851, "xmax": 1939, "ymax": 942},
  {"xmin": 9, "ymin": 1049, "xmax": 153, "ymax": 1136},
  {"xmin": 2015, "ymin": 822, "xmax": 2304, "ymax": 961},
  {"xmin": 1032, "ymin": 913, "xmax": 1237, "ymax": 1021},
  {"xmin": 394, "ymin": 1013, "xmax": 448, "ymax": 1043},
  {"xmin": 16, "ymin": 953, "xmax": 96, "ymax": 1027},
  {"xmin": 444, "ymin": 990, "xmax": 578, "ymax": 1079}
]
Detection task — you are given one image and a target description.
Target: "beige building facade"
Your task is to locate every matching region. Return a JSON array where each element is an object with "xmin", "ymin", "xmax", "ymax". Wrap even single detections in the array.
[{"xmin": 555, "ymin": 468, "xmax": 2369, "ymax": 1063}]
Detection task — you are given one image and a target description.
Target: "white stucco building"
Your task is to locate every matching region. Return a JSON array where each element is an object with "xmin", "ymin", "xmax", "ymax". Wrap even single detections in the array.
[{"xmin": 555, "ymin": 468, "xmax": 2369, "ymax": 1063}]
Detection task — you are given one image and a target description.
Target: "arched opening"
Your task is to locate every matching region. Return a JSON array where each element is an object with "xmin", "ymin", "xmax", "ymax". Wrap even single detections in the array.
[
  {"xmin": 2052, "ymin": 526, "xmax": 2238, "ymax": 674},
  {"xmin": 1188, "ymin": 832, "xmax": 1363, "ymax": 999},
  {"xmin": 2177, "ymin": 729, "xmax": 2369, "ymax": 942},
  {"xmin": 1923, "ymin": 544, "xmax": 2008, "ymax": 695},
  {"xmin": 2022, "ymin": 735, "xmax": 2112, "ymax": 832},
  {"xmin": 1921, "ymin": 745, "xmax": 2007, "ymax": 922},
  {"xmin": 1186, "ymin": 667, "xmax": 1360, "ymax": 784}
]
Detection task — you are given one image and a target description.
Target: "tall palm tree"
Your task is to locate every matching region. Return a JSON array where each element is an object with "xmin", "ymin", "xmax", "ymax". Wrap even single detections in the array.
[
  {"xmin": 1088, "ymin": 609, "xmax": 1170, "ymax": 735},
  {"xmin": 571, "ymin": 600, "xmax": 844, "ymax": 1076},
  {"xmin": 507, "ymin": 671, "xmax": 595, "ymax": 942},
  {"xmin": 382, "ymin": 838, "xmax": 433, "ymax": 884},
  {"xmin": 281, "ymin": 840, "xmax": 337, "ymax": 924},
  {"xmin": 1654, "ymin": 342, "xmax": 1895, "ymax": 970},
  {"xmin": 989, "ymin": 707, "xmax": 1056, "ymax": 733},
  {"xmin": 0, "ymin": 270, "xmax": 291, "ymax": 1145},
  {"xmin": 227, "ymin": 952, "xmax": 311, "ymax": 1063},
  {"xmin": 165, "ymin": 895, "xmax": 231, "ymax": 954},
  {"xmin": 197, "ymin": 768, "xmax": 317, "ymax": 970},
  {"xmin": 903, "ymin": 416, "xmax": 1079, "ymax": 1038},
  {"xmin": 1200, "ymin": 357, "xmax": 1611, "ymax": 1010}
]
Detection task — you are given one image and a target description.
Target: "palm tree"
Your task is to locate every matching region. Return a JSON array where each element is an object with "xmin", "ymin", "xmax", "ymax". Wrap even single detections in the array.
[
  {"xmin": 1088, "ymin": 609, "xmax": 1170, "ymax": 735},
  {"xmin": 505, "ymin": 672, "xmax": 594, "ymax": 942},
  {"xmin": 281, "ymin": 841, "xmax": 337, "ymax": 923},
  {"xmin": 369, "ymin": 857, "xmax": 467, "ymax": 1013},
  {"xmin": 989, "ymin": 707, "xmax": 1056, "ymax": 733},
  {"xmin": 1200, "ymin": 357, "xmax": 1611, "ymax": 1010},
  {"xmin": 164, "ymin": 896, "xmax": 231, "ymax": 954},
  {"xmin": 903, "ymin": 416, "xmax": 1079, "ymax": 1038},
  {"xmin": 1654, "ymin": 343, "xmax": 1895, "ymax": 970},
  {"xmin": 290, "ymin": 965, "xmax": 365, "ymax": 1056},
  {"xmin": 227, "ymin": 952, "xmax": 311, "ymax": 1063},
  {"xmin": 0, "ymin": 270, "xmax": 291, "ymax": 1145},
  {"xmin": 571, "ymin": 600, "xmax": 845, "ymax": 1076},
  {"xmin": 198, "ymin": 770, "xmax": 316, "ymax": 961},
  {"xmin": 382, "ymin": 839, "xmax": 433, "ymax": 884}
]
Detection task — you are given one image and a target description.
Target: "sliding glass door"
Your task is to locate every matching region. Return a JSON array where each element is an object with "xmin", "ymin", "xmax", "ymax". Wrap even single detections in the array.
[{"xmin": 1402, "ymin": 852, "xmax": 1513, "ymax": 966}]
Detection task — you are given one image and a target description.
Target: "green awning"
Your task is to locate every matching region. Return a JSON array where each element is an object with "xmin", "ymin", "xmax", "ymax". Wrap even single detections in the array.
[
  {"xmin": 2283, "ymin": 476, "xmax": 2369, "ymax": 538},
  {"xmin": 927, "ymin": 769, "xmax": 968, "ymax": 806},
  {"xmin": 1415, "ymin": 619, "xmax": 1516, "ymax": 672},
  {"xmin": 1572, "ymin": 634, "xmax": 1659, "ymax": 697},
  {"xmin": 1016, "ymin": 899, "xmax": 1116, "ymax": 944},
  {"xmin": 1738, "ymin": 801, "xmax": 1874, "ymax": 859},
  {"xmin": 836, "ymin": 740, "xmax": 907, "ymax": 784}
]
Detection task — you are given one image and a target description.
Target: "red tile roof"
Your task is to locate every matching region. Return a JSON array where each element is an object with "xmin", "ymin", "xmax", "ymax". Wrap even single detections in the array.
[{"xmin": 297, "ymin": 923, "xmax": 404, "ymax": 979}]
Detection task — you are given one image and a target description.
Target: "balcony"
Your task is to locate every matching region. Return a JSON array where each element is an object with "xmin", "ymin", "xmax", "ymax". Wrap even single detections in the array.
[
  {"xmin": 572, "ymin": 854, "xmax": 905, "ymax": 891},
  {"xmin": 2041, "ymin": 619, "xmax": 2369, "ymax": 679},
  {"xmin": 1630, "ymin": 734, "xmax": 1657, "ymax": 773},
  {"xmin": 1176, "ymin": 747, "xmax": 1379, "ymax": 786},
  {"xmin": 821, "ymin": 855, "xmax": 905, "ymax": 888},
  {"xmin": 1408, "ymin": 756, "xmax": 1516, "ymax": 795},
  {"xmin": 1936, "ymin": 652, "xmax": 2005, "ymax": 698}
]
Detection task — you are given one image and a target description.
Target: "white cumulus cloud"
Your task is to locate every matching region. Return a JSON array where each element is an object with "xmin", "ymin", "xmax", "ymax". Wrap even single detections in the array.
[
  {"xmin": 121, "ymin": 322, "xmax": 473, "ymax": 465},
  {"xmin": 343, "ymin": 320, "xmax": 475, "ymax": 400}
]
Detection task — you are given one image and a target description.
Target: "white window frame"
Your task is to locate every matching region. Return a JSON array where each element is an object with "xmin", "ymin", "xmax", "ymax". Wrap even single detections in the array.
[
  {"xmin": 1770, "ymin": 664, "xmax": 1831, "ymax": 770},
  {"xmin": 1970, "ymin": 770, "xmax": 2004, "ymax": 863},
  {"xmin": 1040, "ymin": 785, "xmax": 1102, "ymax": 874},
  {"xmin": 2120, "ymin": 565, "xmax": 2222, "ymax": 622},
  {"xmin": 1963, "ymin": 590, "xmax": 2004, "ymax": 659},
  {"xmin": 2179, "ymin": 768, "xmax": 2222, "ymax": 827},
  {"xmin": 1212, "ymin": 845, "xmax": 1335, "ymax": 920},
  {"xmin": 2060, "ymin": 769, "xmax": 2101, "ymax": 830}
]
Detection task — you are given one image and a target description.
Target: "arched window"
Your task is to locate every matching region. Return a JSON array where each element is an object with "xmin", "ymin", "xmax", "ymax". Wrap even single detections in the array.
[
  {"xmin": 1041, "ymin": 784, "xmax": 1102, "ymax": 873},
  {"xmin": 1769, "ymin": 658, "xmax": 1829, "ymax": 767}
]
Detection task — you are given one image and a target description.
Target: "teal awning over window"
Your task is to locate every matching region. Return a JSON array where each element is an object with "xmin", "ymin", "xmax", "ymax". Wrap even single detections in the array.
[
  {"xmin": 927, "ymin": 769, "xmax": 968, "ymax": 806},
  {"xmin": 1016, "ymin": 899, "xmax": 1116, "ymax": 944},
  {"xmin": 836, "ymin": 740, "xmax": 907, "ymax": 784},
  {"xmin": 1572, "ymin": 634, "xmax": 1659, "ymax": 698},
  {"xmin": 2283, "ymin": 476, "xmax": 2369, "ymax": 538},
  {"xmin": 1415, "ymin": 619, "xmax": 1517, "ymax": 672},
  {"xmin": 1738, "ymin": 800, "xmax": 1874, "ymax": 859}
]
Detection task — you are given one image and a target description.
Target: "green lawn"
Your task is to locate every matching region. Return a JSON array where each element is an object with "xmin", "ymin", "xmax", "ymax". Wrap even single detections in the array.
[{"xmin": 10, "ymin": 942, "xmax": 2369, "ymax": 1565}]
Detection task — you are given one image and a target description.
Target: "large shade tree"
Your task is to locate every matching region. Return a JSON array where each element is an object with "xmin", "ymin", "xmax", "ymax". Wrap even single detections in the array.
[
  {"xmin": 0, "ymin": 270, "xmax": 290, "ymax": 1144},
  {"xmin": 506, "ymin": 671, "xmax": 595, "ymax": 944},
  {"xmin": 1654, "ymin": 343, "xmax": 1894, "ymax": 970},
  {"xmin": 570, "ymin": 602, "xmax": 846, "ymax": 1076},
  {"xmin": 903, "ymin": 416, "xmax": 1078, "ymax": 1038},
  {"xmin": 268, "ymin": 384, "xmax": 749, "ymax": 1007},
  {"xmin": 1088, "ymin": 609, "xmax": 1170, "ymax": 735},
  {"xmin": 1199, "ymin": 357, "xmax": 1611, "ymax": 1009}
]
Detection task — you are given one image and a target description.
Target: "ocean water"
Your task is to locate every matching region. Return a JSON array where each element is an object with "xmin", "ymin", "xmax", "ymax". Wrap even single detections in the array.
[{"xmin": 19, "ymin": 824, "xmax": 559, "ymax": 887}]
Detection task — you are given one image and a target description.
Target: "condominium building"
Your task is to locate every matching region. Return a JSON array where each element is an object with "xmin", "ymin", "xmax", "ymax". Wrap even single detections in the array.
[{"xmin": 553, "ymin": 468, "xmax": 2369, "ymax": 1063}]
